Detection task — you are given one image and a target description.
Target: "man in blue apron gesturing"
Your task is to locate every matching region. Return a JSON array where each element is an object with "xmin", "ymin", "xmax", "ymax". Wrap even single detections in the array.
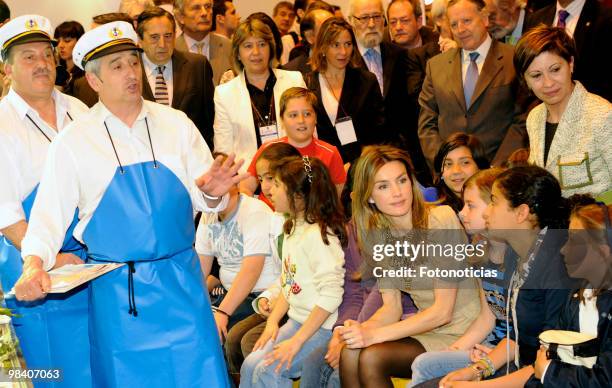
[
  {"xmin": 0, "ymin": 14, "xmax": 92, "ymax": 387},
  {"xmin": 13, "ymin": 21, "xmax": 244, "ymax": 388}
]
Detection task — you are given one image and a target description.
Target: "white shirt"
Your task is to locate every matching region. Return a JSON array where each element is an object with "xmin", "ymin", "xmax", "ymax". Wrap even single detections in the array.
[
  {"xmin": 183, "ymin": 33, "xmax": 211, "ymax": 58},
  {"xmin": 319, "ymin": 73, "xmax": 339, "ymax": 125},
  {"xmin": 142, "ymin": 54, "xmax": 174, "ymax": 106},
  {"xmin": 280, "ymin": 34, "xmax": 295, "ymax": 65},
  {"xmin": 21, "ymin": 100, "xmax": 227, "ymax": 270},
  {"xmin": 0, "ymin": 88, "xmax": 88, "ymax": 231},
  {"xmin": 553, "ymin": 0, "xmax": 587, "ymax": 38},
  {"xmin": 579, "ymin": 289, "xmax": 599, "ymax": 336},
  {"xmin": 196, "ymin": 194, "xmax": 282, "ymax": 292},
  {"xmin": 461, "ymin": 34, "xmax": 493, "ymax": 82},
  {"xmin": 281, "ymin": 221, "xmax": 344, "ymax": 329}
]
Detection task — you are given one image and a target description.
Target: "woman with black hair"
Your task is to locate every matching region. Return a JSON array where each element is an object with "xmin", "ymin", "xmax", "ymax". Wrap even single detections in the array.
[
  {"xmin": 53, "ymin": 20, "xmax": 84, "ymax": 95},
  {"xmin": 426, "ymin": 166, "xmax": 577, "ymax": 388},
  {"xmin": 433, "ymin": 132, "xmax": 490, "ymax": 213}
]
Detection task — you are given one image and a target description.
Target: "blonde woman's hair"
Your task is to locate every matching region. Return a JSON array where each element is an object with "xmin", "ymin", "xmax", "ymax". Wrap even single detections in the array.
[
  {"xmin": 231, "ymin": 18, "xmax": 278, "ymax": 73},
  {"xmin": 351, "ymin": 145, "xmax": 428, "ymax": 251}
]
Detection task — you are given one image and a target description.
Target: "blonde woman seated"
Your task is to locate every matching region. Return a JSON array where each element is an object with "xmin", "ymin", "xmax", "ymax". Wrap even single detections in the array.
[
  {"xmin": 338, "ymin": 145, "xmax": 481, "ymax": 387},
  {"xmin": 213, "ymin": 18, "xmax": 306, "ymax": 172}
]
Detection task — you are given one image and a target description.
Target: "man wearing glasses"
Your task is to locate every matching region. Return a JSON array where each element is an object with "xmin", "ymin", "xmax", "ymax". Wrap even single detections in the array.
[{"xmin": 349, "ymin": 0, "xmax": 433, "ymax": 186}]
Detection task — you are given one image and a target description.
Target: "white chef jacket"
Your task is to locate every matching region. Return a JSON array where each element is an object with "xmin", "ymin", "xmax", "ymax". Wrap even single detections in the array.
[
  {"xmin": 21, "ymin": 99, "xmax": 227, "ymax": 270},
  {"xmin": 0, "ymin": 88, "xmax": 88, "ymax": 231}
]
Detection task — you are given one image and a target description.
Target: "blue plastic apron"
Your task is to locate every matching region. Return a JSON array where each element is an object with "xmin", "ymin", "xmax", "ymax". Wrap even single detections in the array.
[
  {"xmin": 0, "ymin": 185, "xmax": 91, "ymax": 388},
  {"xmin": 81, "ymin": 160, "xmax": 230, "ymax": 388}
]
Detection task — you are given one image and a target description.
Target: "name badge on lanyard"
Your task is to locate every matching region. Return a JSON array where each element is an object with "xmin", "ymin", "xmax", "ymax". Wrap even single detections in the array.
[
  {"xmin": 260, "ymin": 122, "xmax": 279, "ymax": 144},
  {"xmin": 335, "ymin": 116, "xmax": 357, "ymax": 145}
]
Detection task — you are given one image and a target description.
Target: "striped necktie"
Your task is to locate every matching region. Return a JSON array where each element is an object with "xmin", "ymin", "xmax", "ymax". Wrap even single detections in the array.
[{"xmin": 154, "ymin": 66, "xmax": 169, "ymax": 105}]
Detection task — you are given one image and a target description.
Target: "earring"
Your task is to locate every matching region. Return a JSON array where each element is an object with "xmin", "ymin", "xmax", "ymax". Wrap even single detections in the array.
[{"xmin": 368, "ymin": 198, "xmax": 375, "ymax": 204}]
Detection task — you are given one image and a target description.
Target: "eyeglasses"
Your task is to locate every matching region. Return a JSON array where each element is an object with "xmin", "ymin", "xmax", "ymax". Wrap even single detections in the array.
[
  {"xmin": 303, "ymin": 156, "xmax": 313, "ymax": 183},
  {"xmin": 352, "ymin": 13, "xmax": 384, "ymax": 25}
]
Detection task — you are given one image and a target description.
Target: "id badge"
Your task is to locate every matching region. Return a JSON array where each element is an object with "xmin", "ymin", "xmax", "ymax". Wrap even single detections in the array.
[
  {"xmin": 335, "ymin": 117, "xmax": 357, "ymax": 145},
  {"xmin": 260, "ymin": 122, "xmax": 279, "ymax": 144}
]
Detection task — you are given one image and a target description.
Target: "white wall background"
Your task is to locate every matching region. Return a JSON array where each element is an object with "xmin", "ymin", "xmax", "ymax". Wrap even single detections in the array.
[{"xmin": 4, "ymin": 0, "xmax": 359, "ymax": 32}]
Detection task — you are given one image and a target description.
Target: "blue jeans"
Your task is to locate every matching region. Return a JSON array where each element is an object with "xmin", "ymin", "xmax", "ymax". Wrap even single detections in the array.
[
  {"xmin": 408, "ymin": 350, "xmax": 471, "ymax": 387},
  {"xmin": 240, "ymin": 318, "xmax": 332, "ymax": 388},
  {"xmin": 299, "ymin": 345, "xmax": 340, "ymax": 388}
]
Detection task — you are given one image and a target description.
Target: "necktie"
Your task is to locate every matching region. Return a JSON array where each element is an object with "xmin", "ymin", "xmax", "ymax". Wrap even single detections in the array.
[
  {"xmin": 557, "ymin": 10, "xmax": 570, "ymax": 29},
  {"xmin": 364, "ymin": 48, "xmax": 384, "ymax": 94},
  {"xmin": 463, "ymin": 52, "xmax": 480, "ymax": 107},
  {"xmin": 195, "ymin": 42, "xmax": 205, "ymax": 56},
  {"xmin": 154, "ymin": 66, "xmax": 169, "ymax": 105}
]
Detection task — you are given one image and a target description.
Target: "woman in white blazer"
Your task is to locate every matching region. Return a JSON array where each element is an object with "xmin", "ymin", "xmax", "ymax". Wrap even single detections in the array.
[
  {"xmin": 213, "ymin": 18, "xmax": 305, "ymax": 171},
  {"xmin": 515, "ymin": 26, "xmax": 611, "ymax": 202}
]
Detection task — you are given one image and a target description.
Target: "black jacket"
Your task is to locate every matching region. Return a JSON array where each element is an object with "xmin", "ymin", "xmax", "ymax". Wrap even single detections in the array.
[
  {"xmin": 141, "ymin": 50, "xmax": 216, "ymax": 148},
  {"xmin": 525, "ymin": 290, "xmax": 612, "ymax": 387},
  {"xmin": 305, "ymin": 66, "xmax": 385, "ymax": 163}
]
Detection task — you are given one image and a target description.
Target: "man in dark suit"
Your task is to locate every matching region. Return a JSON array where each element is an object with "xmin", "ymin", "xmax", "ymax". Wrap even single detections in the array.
[
  {"xmin": 387, "ymin": 0, "xmax": 440, "ymax": 49},
  {"xmin": 523, "ymin": 0, "xmax": 611, "ymax": 101},
  {"xmin": 350, "ymin": 0, "xmax": 432, "ymax": 185},
  {"xmin": 137, "ymin": 7, "xmax": 215, "ymax": 148},
  {"xmin": 419, "ymin": 0, "xmax": 527, "ymax": 167}
]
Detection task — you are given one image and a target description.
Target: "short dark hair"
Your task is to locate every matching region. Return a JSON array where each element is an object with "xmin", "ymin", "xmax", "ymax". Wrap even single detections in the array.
[
  {"xmin": 0, "ymin": 0, "xmax": 10, "ymax": 23},
  {"xmin": 212, "ymin": 0, "xmax": 232, "ymax": 31},
  {"xmin": 136, "ymin": 6, "xmax": 176, "ymax": 38},
  {"xmin": 294, "ymin": 0, "xmax": 309, "ymax": 13},
  {"xmin": 514, "ymin": 25, "xmax": 577, "ymax": 84},
  {"xmin": 447, "ymin": 0, "xmax": 486, "ymax": 11},
  {"xmin": 92, "ymin": 12, "xmax": 133, "ymax": 25},
  {"xmin": 273, "ymin": 1, "xmax": 294, "ymax": 16},
  {"xmin": 54, "ymin": 21, "xmax": 85, "ymax": 40},
  {"xmin": 433, "ymin": 132, "xmax": 490, "ymax": 212},
  {"xmin": 388, "ymin": 0, "xmax": 422, "ymax": 19}
]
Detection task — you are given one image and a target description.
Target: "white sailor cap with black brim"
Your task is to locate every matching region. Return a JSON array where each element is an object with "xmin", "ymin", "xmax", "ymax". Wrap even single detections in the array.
[
  {"xmin": 73, "ymin": 21, "xmax": 143, "ymax": 71},
  {"xmin": 0, "ymin": 15, "xmax": 56, "ymax": 62}
]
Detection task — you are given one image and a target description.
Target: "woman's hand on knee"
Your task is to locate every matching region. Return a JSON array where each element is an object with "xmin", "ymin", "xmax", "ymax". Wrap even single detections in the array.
[{"xmin": 340, "ymin": 320, "xmax": 372, "ymax": 349}]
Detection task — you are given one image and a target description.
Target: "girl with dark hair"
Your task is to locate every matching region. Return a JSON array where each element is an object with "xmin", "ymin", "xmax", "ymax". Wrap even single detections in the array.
[
  {"xmin": 528, "ymin": 201, "xmax": 611, "ymax": 388},
  {"xmin": 433, "ymin": 132, "xmax": 490, "ymax": 213},
  {"xmin": 53, "ymin": 20, "xmax": 85, "ymax": 94},
  {"xmin": 240, "ymin": 156, "xmax": 346, "ymax": 387},
  {"xmin": 431, "ymin": 166, "xmax": 575, "ymax": 388}
]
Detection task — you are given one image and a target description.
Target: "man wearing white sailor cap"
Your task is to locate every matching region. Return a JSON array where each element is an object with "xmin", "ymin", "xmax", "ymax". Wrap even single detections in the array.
[
  {"xmin": 14, "ymin": 20, "xmax": 243, "ymax": 387},
  {"xmin": 0, "ymin": 14, "xmax": 92, "ymax": 387}
]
